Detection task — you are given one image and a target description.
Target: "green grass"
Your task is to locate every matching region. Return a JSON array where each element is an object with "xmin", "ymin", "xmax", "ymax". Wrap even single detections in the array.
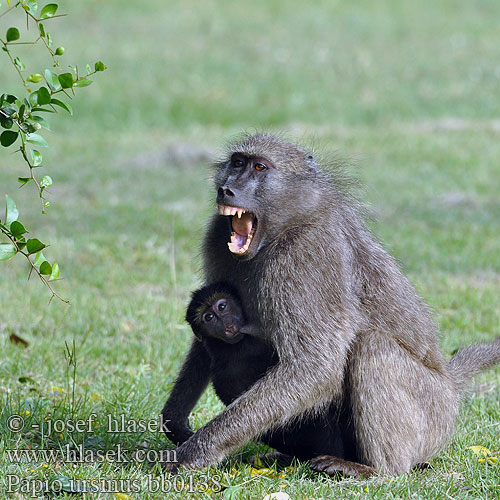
[{"xmin": 1, "ymin": 0, "xmax": 499, "ymax": 498}]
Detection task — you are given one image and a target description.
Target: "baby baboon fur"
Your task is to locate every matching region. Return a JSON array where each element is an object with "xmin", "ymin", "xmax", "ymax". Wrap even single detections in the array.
[
  {"xmin": 162, "ymin": 133, "xmax": 500, "ymax": 477},
  {"xmin": 163, "ymin": 281, "xmax": 344, "ymax": 461}
]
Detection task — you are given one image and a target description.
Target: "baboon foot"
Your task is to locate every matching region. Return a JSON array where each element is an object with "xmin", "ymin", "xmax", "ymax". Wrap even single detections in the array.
[{"xmin": 309, "ymin": 455, "xmax": 376, "ymax": 479}]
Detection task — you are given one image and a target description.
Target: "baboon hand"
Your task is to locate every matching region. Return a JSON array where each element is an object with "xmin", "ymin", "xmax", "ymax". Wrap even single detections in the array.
[
  {"xmin": 162, "ymin": 434, "xmax": 223, "ymax": 473},
  {"xmin": 161, "ymin": 459, "xmax": 181, "ymax": 474}
]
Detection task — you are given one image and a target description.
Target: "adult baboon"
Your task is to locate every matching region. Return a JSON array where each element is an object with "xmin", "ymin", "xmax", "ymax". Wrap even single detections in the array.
[{"xmin": 162, "ymin": 133, "xmax": 500, "ymax": 477}]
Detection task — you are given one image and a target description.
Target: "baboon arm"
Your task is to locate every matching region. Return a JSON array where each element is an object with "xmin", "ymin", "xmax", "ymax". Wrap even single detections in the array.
[
  {"xmin": 161, "ymin": 340, "xmax": 210, "ymax": 445},
  {"xmin": 164, "ymin": 322, "xmax": 353, "ymax": 469}
]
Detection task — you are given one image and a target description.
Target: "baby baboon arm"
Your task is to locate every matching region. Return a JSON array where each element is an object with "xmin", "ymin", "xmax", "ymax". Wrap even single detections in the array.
[{"xmin": 161, "ymin": 340, "xmax": 210, "ymax": 445}]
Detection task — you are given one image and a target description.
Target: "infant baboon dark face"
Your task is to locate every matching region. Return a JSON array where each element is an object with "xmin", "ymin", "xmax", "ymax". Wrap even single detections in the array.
[{"xmin": 199, "ymin": 295, "xmax": 246, "ymax": 344}]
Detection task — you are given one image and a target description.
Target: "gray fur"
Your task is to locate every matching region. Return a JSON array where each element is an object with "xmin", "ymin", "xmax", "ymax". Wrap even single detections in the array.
[{"xmin": 162, "ymin": 133, "xmax": 500, "ymax": 476}]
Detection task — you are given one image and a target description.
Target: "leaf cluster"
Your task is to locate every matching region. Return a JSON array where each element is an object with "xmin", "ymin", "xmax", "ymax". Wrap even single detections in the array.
[{"xmin": 0, "ymin": 1, "xmax": 106, "ymax": 302}]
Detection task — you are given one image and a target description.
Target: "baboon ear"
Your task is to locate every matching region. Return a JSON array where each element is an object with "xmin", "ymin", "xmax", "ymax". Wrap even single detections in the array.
[
  {"xmin": 306, "ymin": 154, "xmax": 318, "ymax": 174},
  {"xmin": 192, "ymin": 328, "xmax": 203, "ymax": 342}
]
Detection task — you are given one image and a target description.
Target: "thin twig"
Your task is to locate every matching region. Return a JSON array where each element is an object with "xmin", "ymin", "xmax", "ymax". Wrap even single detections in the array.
[{"xmin": 0, "ymin": 225, "xmax": 69, "ymax": 303}]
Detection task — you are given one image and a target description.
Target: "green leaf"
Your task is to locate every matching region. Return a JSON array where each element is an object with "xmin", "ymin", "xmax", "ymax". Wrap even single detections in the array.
[
  {"xmin": 50, "ymin": 98, "xmax": 72, "ymax": 115},
  {"xmin": 1, "ymin": 105, "xmax": 16, "ymax": 116},
  {"xmin": 40, "ymin": 175, "xmax": 53, "ymax": 188},
  {"xmin": 0, "ymin": 117, "xmax": 13, "ymax": 129},
  {"xmin": 29, "ymin": 91, "xmax": 39, "ymax": 107},
  {"xmin": 34, "ymin": 251, "xmax": 47, "ymax": 266},
  {"xmin": 14, "ymin": 57, "xmax": 25, "ymax": 70},
  {"xmin": 39, "ymin": 261, "xmax": 52, "ymax": 275},
  {"xmin": 37, "ymin": 86, "xmax": 51, "ymax": 105},
  {"xmin": 6, "ymin": 27, "xmax": 20, "ymax": 42},
  {"xmin": 49, "ymin": 262, "xmax": 60, "ymax": 280},
  {"xmin": 94, "ymin": 61, "xmax": 107, "ymax": 72},
  {"xmin": 3, "ymin": 94, "xmax": 17, "ymax": 104},
  {"xmin": 22, "ymin": 97, "xmax": 32, "ymax": 111},
  {"xmin": 18, "ymin": 177, "xmax": 31, "ymax": 184},
  {"xmin": 0, "ymin": 243, "xmax": 16, "ymax": 261},
  {"xmin": 5, "ymin": 194, "xmax": 19, "ymax": 226},
  {"xmin": 25, "ymin": 122, "xmax": 40, "ymax": 134},
  {"xmin": 26, "ymin": 134, "xmax": 49, "ymax": 148},
  {"xmin": 0, "ymin": 130, "xmax": 18, "ymax": 147},
  {"xmin": 27, "ymin": 73, "xmax": 43, "ymax": 83},
  {"xmin": 31, "ymin": 115, "xmax": 50, "ymax": 130},
  {"xmin": 40, "ymin": 3, "xmax": 58, "ymax": 19},
  {"xmin": 46, "ymin": 32, "xmax": 52, "ymax": 48},
  {"xmin": 10, "ymin": 220, "xmax": 27, "ymax": 237},
  {"xmin": 30, "ymin": 149, "xmax": 42, "ymax": 166},
  {"xmin": 44, "ymin": 69, "xmax": 61, "ymax": 91},
  {"xmin": 58, "ymin": 72, "xmax": 73, "ymax": 89},
  {"xmin": 24, "ymin": 0, "xmax": 38, "ymax": 16},
  {"xmin": 26, "ymin": 133, "xmax": 48, "ymax": 147},
  {"xmin": 31, "ymin": 107, "xmax": 56, "ymax": 113},
  {"xmin": 74, "ymin": 78, "xmax": 93, "ymax": 88},
  {"xmin": 26, "ymin": 238, "xmax": 45, "ymax": 254},
  {"xmin": 39, "ymin": 23, "xmax": 45, "ymax": 37}
]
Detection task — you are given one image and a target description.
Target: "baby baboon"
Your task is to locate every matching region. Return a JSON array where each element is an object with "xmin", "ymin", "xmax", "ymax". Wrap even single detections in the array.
[
  {"xmin": 186, "ymin": 281, "xmax": 260, "ymax": 345},
  {"xmin": 163, "ymin": 281, "xmax": 344, "ymax": 461},
  {"xmin": 162, "ymin": 133, "xmax": 500, "ymax": 477}
]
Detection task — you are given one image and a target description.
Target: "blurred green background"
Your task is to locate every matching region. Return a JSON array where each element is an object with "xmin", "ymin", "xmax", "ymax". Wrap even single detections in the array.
[{"xmin": 1, "ymin": 0, "xmax": 499, "ymax": 498}]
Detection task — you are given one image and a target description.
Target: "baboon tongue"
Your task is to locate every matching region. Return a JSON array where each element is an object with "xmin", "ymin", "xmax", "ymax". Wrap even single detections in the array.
[
  {"xmin": 229, "ymin": 212, "xmax": 255, "ymax": 253},
  {"xmin": 232, "ymin": 212, "xmax": 254, "ymax": 237}
]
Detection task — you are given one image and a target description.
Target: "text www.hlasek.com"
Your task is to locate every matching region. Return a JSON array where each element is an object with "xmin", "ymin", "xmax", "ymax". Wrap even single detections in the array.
[{"xmin": 6, "ymin": 444, "xmax": 176, "ymax": 464}]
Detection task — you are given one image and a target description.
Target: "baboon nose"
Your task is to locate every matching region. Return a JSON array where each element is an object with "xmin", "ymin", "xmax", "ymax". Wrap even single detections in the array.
[{"xmin": 217, "ymin": 186, "xmax": 235, "ymax": 203}]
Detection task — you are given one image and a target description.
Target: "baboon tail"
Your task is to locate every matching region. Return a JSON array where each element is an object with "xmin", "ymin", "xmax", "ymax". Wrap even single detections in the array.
[{"xmin": 448, "ymin": 336, "xmax": 500, "ymax": 392}]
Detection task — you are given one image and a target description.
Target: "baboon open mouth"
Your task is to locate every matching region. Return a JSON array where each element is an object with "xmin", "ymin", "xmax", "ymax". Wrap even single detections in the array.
[{"xmin": 217, "ymin": 204, "xmax": 257, "ymax": 255}]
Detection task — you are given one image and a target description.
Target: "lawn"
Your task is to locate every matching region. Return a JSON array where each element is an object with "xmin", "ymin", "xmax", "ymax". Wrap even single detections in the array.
[{"xmin": 1, "ymin": 0, "xmax": 499, "ymax": 498}]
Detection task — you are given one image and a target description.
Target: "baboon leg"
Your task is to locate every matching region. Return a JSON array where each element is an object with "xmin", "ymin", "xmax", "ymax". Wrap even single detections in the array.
[
  {"xmin": 349, "ymin": 330, "xmax": 457, "ymax": 475},
  {"xmin": 309, "ymin": 455, "xmax": 376, "ymax": 479}
]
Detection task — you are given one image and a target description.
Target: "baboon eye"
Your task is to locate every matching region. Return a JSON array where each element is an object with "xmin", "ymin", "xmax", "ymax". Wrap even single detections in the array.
[
  {"xmin": 233, "ymin": 158, "xmax": 245, "ymax": 168},
  {"xmin": 203, "ymin": 313, "xmax": 214, "ymax": 322},
  {"xmin": 255, "ymin": 163, "xmax": 266, "ymax": 171},
  {"xmin": 218, "ymin": 302, "xmax": 226, "ymax": 311}
]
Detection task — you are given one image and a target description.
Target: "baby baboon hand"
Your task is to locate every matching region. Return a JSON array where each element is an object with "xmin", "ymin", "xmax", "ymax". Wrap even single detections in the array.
[
  {"xmin": 161, "ymin": 413, "xmax": 195, "ymax": 446},
  {"xmin": 164, "ymin": 425, "xmax": 194, "ymax": 446}
]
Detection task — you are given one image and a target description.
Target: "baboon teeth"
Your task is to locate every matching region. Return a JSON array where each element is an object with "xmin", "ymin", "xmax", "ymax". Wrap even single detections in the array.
[
  {"xmin": 217, "ymin": 204, "xmax": 247, "ymax": 217},
  {"xmin": 228, "ymin": 226, "xmax": 255, "ymax": 255}
]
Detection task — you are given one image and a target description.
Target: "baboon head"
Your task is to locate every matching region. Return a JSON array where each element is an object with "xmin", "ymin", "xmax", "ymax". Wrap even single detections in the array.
[
  {"xmin": 214, "ymin": 133, "xmax": 322, "ymax": 260},
  {"xmin": 186, "ymin": 282, "xmax": 247, "ymax": 344}
]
